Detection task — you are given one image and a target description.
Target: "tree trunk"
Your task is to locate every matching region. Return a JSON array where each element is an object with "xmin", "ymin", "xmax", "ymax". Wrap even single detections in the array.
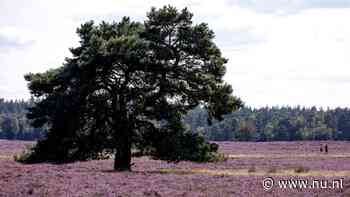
[
  {"xmin": 114, "ymin": 142, "xmax": 131, "ymax": 171},
  {"xmin": 113, "ymin": 120, "xmax": 132, "ymax": 171},
  {"xmin": 112, "ymin": 92, "xmax": 132, "ymax": 171}
]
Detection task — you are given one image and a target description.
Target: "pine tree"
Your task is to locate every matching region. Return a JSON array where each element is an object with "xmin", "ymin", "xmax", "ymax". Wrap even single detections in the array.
[{"xmin": 23, "ymin": 6, "xmax": 242, "ymax": 171}]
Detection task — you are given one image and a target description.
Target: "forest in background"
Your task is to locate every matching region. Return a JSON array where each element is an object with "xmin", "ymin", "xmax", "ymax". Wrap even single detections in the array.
[
  {"xmin": 1, "ymin": 98, "xmax": 350, "ymax": 141},
  {"xmin": 184, "ymin": 106, "xmax": 350, "ymax": 141},
  {"xmin": 0, "ymin": 98, "xmax": 45, "ymax": 140}
]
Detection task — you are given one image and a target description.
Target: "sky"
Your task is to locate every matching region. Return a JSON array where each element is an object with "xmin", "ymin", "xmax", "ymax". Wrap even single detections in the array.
[{"xmin": 1, "ymin": 0, "xmax": 350, "ymax": 108}]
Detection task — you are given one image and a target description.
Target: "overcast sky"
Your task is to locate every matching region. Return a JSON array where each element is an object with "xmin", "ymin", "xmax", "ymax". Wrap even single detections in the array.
[{"xmin": 1, "ymin": 0, "xmax": 350, "ymax": 108}]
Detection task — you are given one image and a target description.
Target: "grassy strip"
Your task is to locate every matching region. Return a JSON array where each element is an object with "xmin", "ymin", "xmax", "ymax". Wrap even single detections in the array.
[
  {"xmin": 159, "ymin": 168, "xmax": 350, "ymax": 177},
  {"xmin": 0, "ymin": 155, "xmax": 12, "ymax": 159},
  {"xmin": 227, "ymin": 154, "xmax": 350, "ymax": 159}
]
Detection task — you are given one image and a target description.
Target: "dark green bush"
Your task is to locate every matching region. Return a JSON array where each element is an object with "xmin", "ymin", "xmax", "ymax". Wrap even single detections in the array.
[
  {"xmin": 133, "ymin": 113, "xmax": 224, "ymax": 163},
  {"xmin": 150, "ymin": 131, "xmax": 222, "ymax": 162}
]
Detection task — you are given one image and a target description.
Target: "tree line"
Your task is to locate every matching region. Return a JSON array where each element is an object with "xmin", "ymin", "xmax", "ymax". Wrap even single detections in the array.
[
  {"xmin": 0, "ymin": 98, "xmax": 45, "ymax": 140},
  {"xmin": 2, "ymin": 97, "xmax": 350, "ymax": 142},
  {"xmin": 184, "ymin": 106, "xmax": 350, "ymax": 141}
]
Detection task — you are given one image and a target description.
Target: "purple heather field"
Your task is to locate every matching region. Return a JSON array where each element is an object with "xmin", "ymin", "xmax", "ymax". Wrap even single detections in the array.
[{"xmin": 1, "ymin": 140, "xmax": 350, "ymax": 197}]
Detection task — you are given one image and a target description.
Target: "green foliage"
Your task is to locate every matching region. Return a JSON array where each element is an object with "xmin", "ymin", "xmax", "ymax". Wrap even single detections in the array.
[
  {"xmin": 133, "ymin": 112, "xmax": 222, "ymax": 162},
  {"xmin": 0, "ymin": 98, "xmax": 45, "ymax": 140},
  {"xmin": 15, "ymin": 136, "xmax": 114, "ymax": 164},
  {"xmin": 184, "ymin": 106, "xmax": 350, "ymax": 141},
  {"xmin": 20, "ymin": 6, "xmax": 241, "ymax": 170},
  {"xmin": 234, "ymin": 120, "xmax": 257, "ymax": 141},
  {"xmin": 4, "ymin": 97, "xmax": 350, "ymax": 143},
  {"xmin": 151, "ymin": 131, "xmax": 221, "ymax": 162}
]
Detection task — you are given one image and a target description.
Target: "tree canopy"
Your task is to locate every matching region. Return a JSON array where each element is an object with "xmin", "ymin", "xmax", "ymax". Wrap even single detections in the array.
[{"xmin": 21, "ymin": 6, "xmax": 242, "ymax": 171}]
